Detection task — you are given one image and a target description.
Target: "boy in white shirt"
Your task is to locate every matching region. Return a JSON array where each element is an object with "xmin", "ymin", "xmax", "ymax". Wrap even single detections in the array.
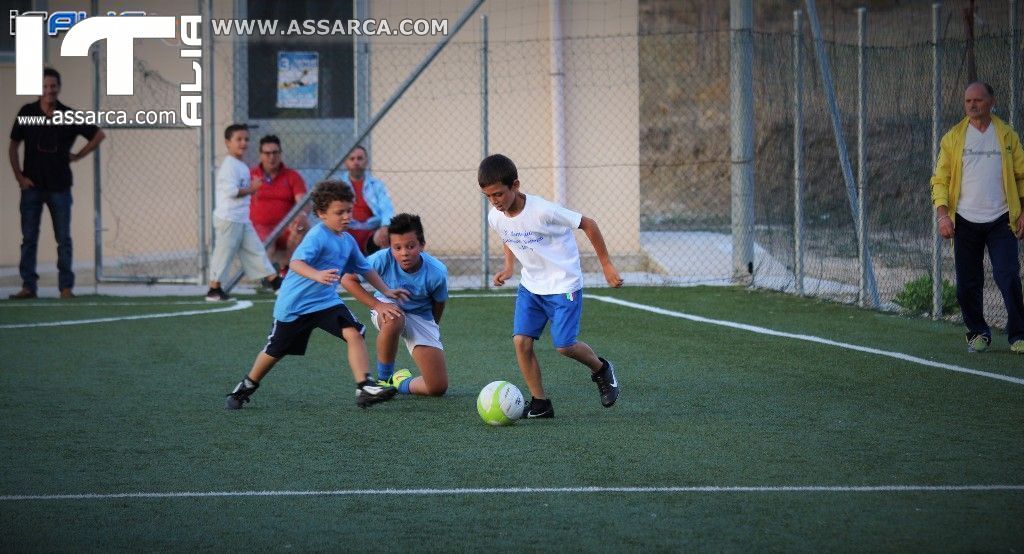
[
  {"xmin": 205, "ymin": 124, "xmax": 282, "ymax": 301},
  {"xmin": 479, "ymin": 154, "xmax": 623, "ymax": 418}
]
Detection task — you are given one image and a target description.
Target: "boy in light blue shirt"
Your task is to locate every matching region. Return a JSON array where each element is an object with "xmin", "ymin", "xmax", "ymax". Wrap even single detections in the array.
[
  {"xmin": 225, "ymin": 180, "xmax": 409, "ymax": 410},
  {"xmin": 342, "ymin": 213, "xmax": 450, "ymax": 396}
]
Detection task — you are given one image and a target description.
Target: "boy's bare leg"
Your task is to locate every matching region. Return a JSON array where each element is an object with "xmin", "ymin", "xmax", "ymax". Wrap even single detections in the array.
[
  {"xmin": 409, "ymin": 345, "xmax": 448, "ymax": 396},
  {"xmin": 513, "ymin": 334, "xmax": 545, "ymax": 399},
  {"xmin": 555, "ymin": 341, "xmax": 603, "ymax": 372},
  {"xmin": 375, "ymin": 313, "xmax": 405, "ymax": 364},
  {"xmin": 247, "ymin": 352, "xmax": 279, "ymax": 382},
  {"xmin": 342, "ymin": 326, "xmax": 371, "ymax": 382}
]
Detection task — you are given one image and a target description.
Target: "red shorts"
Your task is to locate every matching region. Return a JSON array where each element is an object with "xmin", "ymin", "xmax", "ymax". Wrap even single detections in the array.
[{"xmin": 253, "ymin": 223, "xmax": 291, "ymax": 251}]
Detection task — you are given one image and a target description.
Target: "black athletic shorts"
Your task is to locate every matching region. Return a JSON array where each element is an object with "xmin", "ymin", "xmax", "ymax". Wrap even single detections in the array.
[{"xmin": 263, "ymin": 304, "xmax": 365, "ymax": 358}]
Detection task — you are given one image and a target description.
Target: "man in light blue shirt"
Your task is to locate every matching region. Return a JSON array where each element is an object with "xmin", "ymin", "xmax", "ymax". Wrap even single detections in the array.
[{"xmin": 336, "ymin": 145, "xmax": 394, "ymax": 254}]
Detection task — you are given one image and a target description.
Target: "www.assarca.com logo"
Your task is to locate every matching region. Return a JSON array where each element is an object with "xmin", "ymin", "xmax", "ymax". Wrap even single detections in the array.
[{"xmin": 14, "ymin": 14, "xmax": 203, "ymax": 127}]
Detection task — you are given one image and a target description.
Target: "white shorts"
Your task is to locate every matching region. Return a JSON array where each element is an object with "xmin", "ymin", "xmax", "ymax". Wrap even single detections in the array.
[{"xmin": 371, "ymin": 304, "xmax": 444, "ymax": 354}]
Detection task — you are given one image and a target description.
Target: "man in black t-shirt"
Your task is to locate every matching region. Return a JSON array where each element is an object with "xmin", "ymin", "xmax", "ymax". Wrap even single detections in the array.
[{"xmin": 8, "ymin": 68, "xmax": 104, "ymax": 299}]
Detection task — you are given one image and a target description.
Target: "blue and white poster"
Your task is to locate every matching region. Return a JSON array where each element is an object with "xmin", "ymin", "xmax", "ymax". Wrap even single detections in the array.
[{"xmin": 277, "ymin": 51, "xmax": 319, "ymax": 109}]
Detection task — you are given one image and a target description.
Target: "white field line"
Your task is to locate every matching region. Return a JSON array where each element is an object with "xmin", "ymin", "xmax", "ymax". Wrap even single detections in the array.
[
  {"xmin": 0, "ymin": 294, "xmax": 516, "ymax": 307},
  {"xmin": 1, "ymin": 484, "xmax": 1022, "ymax": 502},
  {"xmin": 0, "ymin": 301, "xmax": 217, "ymax": 308},
  {"xmin": 0, "ymin": 293, "xmax": 511, "ymax": 327},
  {"xmin": 589, "ymin": 295, "xmax": 1024, "ymax": 386},
  {"xmin": 0, "ymin": 301, "xmax": 253, "ymax": 329}
]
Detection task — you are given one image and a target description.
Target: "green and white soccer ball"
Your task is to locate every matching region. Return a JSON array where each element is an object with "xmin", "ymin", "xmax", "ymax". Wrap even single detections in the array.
[{"xmin": 477, "ymin": 381, "xmax": 524, "ymax": 426}]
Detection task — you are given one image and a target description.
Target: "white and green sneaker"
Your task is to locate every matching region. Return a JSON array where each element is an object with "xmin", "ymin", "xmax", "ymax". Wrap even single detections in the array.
[
  {"xmin": 1011, "ymin": 340, "xmax": 1024, "ymax": 355},
  {"xmin": 966, "ymin": 334, "xmax": 991, "ymax": 353}
]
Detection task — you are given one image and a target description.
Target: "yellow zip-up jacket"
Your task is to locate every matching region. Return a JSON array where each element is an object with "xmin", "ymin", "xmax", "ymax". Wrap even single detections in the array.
[{"xmin": 931, "ymin": 114, "xmax": 1024, "ymax": 231}]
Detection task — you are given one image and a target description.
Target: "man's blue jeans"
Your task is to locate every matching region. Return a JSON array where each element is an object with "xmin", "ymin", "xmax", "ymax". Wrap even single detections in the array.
[
  {"xmin": 19, "ymin": 187, "xmax": 74, "ymax": 292},
  {"xmin": 953, "ymin": 213, "xmax": 1024, "ymax": 343}
]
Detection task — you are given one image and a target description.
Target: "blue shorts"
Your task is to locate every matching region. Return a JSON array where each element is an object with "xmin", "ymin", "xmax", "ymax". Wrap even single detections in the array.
[{"xmin": 513, "ymin": 285, "xmax": 583, "ymax": 348}]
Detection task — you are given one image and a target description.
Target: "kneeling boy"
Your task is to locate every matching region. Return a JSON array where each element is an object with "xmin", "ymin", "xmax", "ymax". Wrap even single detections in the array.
[{"xmin": 342, "ymin": 213, "xmax": 450, "ymax": 396}]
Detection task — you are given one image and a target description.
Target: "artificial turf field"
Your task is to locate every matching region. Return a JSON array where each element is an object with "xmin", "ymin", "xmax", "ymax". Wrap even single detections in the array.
[{"xmin": 1, "ymin": 286, "xmax": 1021, "ymax": 550}]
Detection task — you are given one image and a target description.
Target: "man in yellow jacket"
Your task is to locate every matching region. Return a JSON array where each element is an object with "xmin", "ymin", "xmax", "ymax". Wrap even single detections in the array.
[{"xmin": 931, "ymin": 81, "xmax": 1024, "ymax": 354}]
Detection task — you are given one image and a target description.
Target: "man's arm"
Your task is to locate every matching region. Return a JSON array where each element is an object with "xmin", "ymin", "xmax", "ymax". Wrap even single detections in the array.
[
  {"xmin": 579, "ymin": 216, "xmax": 623, "ymax": 288},
  {"xmin": 931, "ymin": 133, "xmax": 956, "ymax": 239},
  {"xmin": 69, "ymin": 129, "xmax": 105, "ymax": 162},
  {"xmin": 1012, "ymin": 132, "xmax": 1024, "ymax": 238},
  {"xmin": 8, "ymin": 140, "xmax": 32, "ymax": 188}
]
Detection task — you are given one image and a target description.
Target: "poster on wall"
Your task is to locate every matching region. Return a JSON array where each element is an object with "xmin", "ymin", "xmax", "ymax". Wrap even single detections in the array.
[{"xmin": 276, "ymin": 51, "xmax": 319, "ymax": 109}]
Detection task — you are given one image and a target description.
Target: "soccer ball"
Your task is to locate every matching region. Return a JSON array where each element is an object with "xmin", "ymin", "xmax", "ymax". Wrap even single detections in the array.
[{"xmin": 476, "ymin": 381, "xmax": 524, "ymax": 426}]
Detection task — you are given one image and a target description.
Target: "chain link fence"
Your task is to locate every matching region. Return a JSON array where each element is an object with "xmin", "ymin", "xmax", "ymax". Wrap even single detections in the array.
[
  {"xmin": 88, "ymin": 0, "xmax": 1022, "ymax": 330},
  {"xmin": 744, "ymin": 1, "xmax": 1022, "ymax": 327},
  {"xmin": 94, "ymin": 0, "xmax": 203, "ymax": 282}
]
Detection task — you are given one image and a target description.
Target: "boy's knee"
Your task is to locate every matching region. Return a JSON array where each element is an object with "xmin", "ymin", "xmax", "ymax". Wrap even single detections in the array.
[
  {"xmin": 513, "ymin": 335, "xmax": 534, "ymax": 352},
  {"xmin": 555, "ymin": 345, "xmax": 576, "ymax": 357},
  {"xmin": 378, "ymin": 312, "xmax": 405, "ymax": 331},
  {"xmin": 342, "ymin": 326, "xmax": 364, "ymax": 341}
]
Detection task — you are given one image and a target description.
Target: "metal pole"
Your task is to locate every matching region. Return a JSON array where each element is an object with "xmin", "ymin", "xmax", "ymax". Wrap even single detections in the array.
[
  {"xmin": 931, "ymin": 3, "xmax": 943, "ymax": 319},
  {"xmin": 480, "ymin": 14, "xmax": 490, "ymax": 288},
  {"xmin": 199, "ymin": 0, "xmax": 212, "ymax": 285},
  {"xmin": 1011, "ymin": 0, "xmax": 1020, "ymax": 131},
  {"xmin": 550, "ymin": 0, "xmax": 567, "ymax": 206},
  {"xmin": 224, "ymin": 0, "xmax": 488, "ymax": 292},
  {"xmin": 730, "ymin": 0, "xmax": 755, "ymax": 282},
  {"xmin": 856, "ymin": 7, "xmax": 869, "ymax": 307},
  {"xmin": 92, "ymin": 0, "xmax": 102, "ymax": 288},
  {"xmin": 804, "ymin": 0, "xmax": 880, "ymax": 306},
  {"xmin": 793, "ymin": 9, "xmax": 805, "ymax": 296}
]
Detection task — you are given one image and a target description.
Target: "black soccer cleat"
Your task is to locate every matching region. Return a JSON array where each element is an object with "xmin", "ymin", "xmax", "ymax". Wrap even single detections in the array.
[
  {"xmin": 592, "ymin": 357, "xmax": 619, "ymax": 407},
  {"xmin": 522, "ymin": 397, "xmax": 554, "ymax": 419},
  {"xmin": 225, "ymin": 377, "xmax": 259, "ymax": 409},
  {"xmin": 260, "ymin": 275, "xmax": 282, "ymax": 292},
  {"xmin": 356, "ymin": 379, "xmax": 397, "ymax": 409},
  {"xmin": 205, "ymin": 287, "xmax": 231, "ymax": 302}
]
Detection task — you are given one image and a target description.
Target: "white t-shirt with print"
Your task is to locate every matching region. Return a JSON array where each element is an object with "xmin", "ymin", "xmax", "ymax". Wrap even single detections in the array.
[
  {"xmin": 958, "ymin": 124, "xmax": 1007, "ymax": 224},
  {"xmin": 488, "ymin": 193, "xmax": 584, "ymax": 295},
  {"xmin": 214, "ymin": 155, "xmax": 252, "ymax": 223}
]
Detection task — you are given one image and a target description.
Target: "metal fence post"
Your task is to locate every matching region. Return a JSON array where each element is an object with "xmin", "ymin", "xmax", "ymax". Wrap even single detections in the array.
[
  {"xmin": 1011, "ymin": 0, "xmax": 1020, "ymax": 131},
  {"xmin": 804, "ymin": 0, "xmax": 880, "ymax": 306},
  {"xmin": 730, "ymin": 0, "xmax": 755, "ymax": 282},
  {"xmin": 480, "ymin": 14, "xmax": 490, "ymax": 288},
  {"xmin": 857, "ymin": 7, "xmax": 869, "ymax": 307},
  {"xmin": 199, "ymin": 0, "xmax": 212, "ymax": 285},
  {"xmin": 931, "ymin": 3, "xmax": 944, "ymax": 319},
  {"xmin": 793, "ymin": 9, "xmax": 805, "ymax": 296},
  {"xmin": 91, "ymin": 0, "xmax": 102, "ymax": 288}
]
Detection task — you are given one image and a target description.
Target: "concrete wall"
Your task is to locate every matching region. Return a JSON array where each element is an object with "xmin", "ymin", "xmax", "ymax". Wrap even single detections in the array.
[{"xmin": 1, "ymin": 0, "xmax": 640, "ymax": 275}]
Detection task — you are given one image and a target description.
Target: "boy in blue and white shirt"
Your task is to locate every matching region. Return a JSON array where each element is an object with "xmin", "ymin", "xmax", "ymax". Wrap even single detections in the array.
[
  {"xmin": 342, "ymin": 213, "xmax": 450, "ymax": 396},
  {"xmin": 225, "ymin": 180, "xmax": 409, "ymax": 410},
  {"xmin": 478, "ymin": 154, "xmax": 623, "ymax": 418}
]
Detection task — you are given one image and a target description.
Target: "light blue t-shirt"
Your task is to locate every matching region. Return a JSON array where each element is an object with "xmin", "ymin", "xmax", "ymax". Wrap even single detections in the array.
[
  {"xmin": 273, "ymin": 224, "xmax": 370, "ymax": 322},
  {"xmin": 366, "ymin": 249, "xmax": 449, "ymax": 321}
]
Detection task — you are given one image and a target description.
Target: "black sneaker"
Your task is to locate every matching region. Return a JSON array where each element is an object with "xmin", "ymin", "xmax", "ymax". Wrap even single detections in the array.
[
  {"xmin": 260, "ymin": 276, "xmax": 282, "ymax": 292},
  {"xmin": 592, "ymin": 357, "xmax": 619, "ymax": 407},
  {"xmin": 522, "ymin": 397, "xmax": 554, "ymax": 419},
  {"xmin": 205, "ymin": 287, "xmax": 231, "ymax": 302},
  {"xmin": 225, "ymin": 378, "xmax": 259, "ymax": 409},
  {"xmin": 356, "ymin": 379, "xmax": 397, "ymax": 408}
]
